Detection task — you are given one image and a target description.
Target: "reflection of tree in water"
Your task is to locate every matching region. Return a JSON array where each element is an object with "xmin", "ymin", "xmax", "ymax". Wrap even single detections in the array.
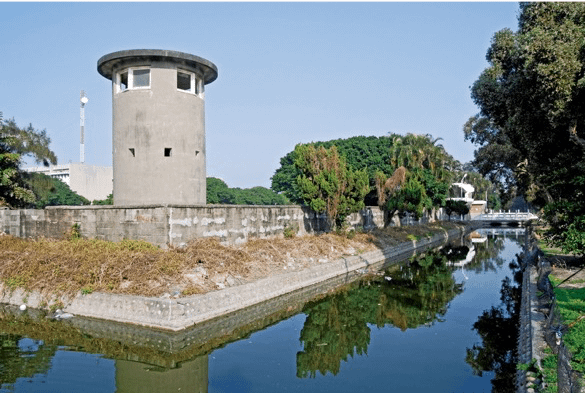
[
  {"xmin": 296, "ymin": 290, "xmax": 375, "ymax": 378},
  {"xmin": 380, "ymin": 253, "xmax": 463, "ymax": 330},
  {"xmin": 0, "ymin": 334, "xmax": 57, "ymax": 387},
  {"xmin": 297, "ymin": 253, "xmax": 463, "ymax": 378},
  {"xmin": 465, "ymin": 260, "xmax": 521, "ymax": 393}
]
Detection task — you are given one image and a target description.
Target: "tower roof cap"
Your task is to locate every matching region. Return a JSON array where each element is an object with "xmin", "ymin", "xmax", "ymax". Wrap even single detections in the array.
[{"xmin": 97, "ymin": 49, "xmax": 218, "ymax": 84}]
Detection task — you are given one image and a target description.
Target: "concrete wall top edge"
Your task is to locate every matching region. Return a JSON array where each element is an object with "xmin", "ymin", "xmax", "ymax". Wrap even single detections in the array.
[{"xmin": 16, "ymin": 205, "xmax": 382, "ymax": 211}]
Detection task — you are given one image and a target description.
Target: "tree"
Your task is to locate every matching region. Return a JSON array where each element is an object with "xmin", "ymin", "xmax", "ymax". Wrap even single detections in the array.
[
  {"xmin": 272, "ymin": 136, "xmax": 398, "ymax": 205},
  {"xmin": 1, "ymin": 117, "xmax": 57, "ymax": 166},
  {"xmin": 385, "ymin": 172, "xmax": 431, "ymax": 220},
  {"xmin": 375, "ymin": 166, "xmax": 407, "ymax": 207},
  {"xmin": 272, "ymin": 134, "xmax": 458, "ymax": 207},
  {"xmin": 206, "ymin": 177, "xmax": 231, "ymax": 204},
  {"xmin": 0, "ymin": 112, "xmax": 35, "ymax": 207},
  {"xmin": 93, "ymin": 193, "xmax": 113, "ymax": 205},
  {"xmin": 467, "ymin": 3, "xmax": 585, "ymax": 254},
  {"xmin": 23, "ymin": 172, "xmax": 89, "ymax": 208},
  {"xmin": 463, "ymin": 116, "xmax": 522, "ymax": 206},
  {"xmin": 388, "ymin": 133, "xmax": 458, "ymax": 183},
  {"xmin": 206, "ymin": 177, "xmax": 289, "ymax": 205},
  {"xmin": 444, "ymin": 200, "xmax": 470, "ymax": 221},
  {"xmin": 293, "ymin": 144, "xmax": 369, "ymax": 228}
]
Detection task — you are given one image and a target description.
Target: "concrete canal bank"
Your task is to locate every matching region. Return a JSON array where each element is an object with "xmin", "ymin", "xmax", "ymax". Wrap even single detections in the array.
[
  {"xmin": 516, "ymin": 239, "xmax": 546, "ymax": 393},
  {"xmin": 0, "ymin": 224, "xmax": 471, "ymax": 332},
  {"xmin": 516, "ymin": 231, "xmax": 583, "ymax": 393}
]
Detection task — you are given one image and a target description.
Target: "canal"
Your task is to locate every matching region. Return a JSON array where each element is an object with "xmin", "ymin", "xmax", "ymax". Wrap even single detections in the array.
[{"xmin": 0, "ymin": 228, "xmax": 524, "ymax": 392}]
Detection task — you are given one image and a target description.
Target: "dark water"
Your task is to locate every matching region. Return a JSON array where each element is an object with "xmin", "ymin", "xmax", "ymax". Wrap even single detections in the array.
[{"xmin": 0, "ymin": 228, "xmax": 524, "ymax": 392}]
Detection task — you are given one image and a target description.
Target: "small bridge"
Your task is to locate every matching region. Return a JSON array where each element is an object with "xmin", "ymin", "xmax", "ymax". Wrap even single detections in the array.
[{"xmin": 472, "ymin": 211, "xmax": 539, "ymax": 225}]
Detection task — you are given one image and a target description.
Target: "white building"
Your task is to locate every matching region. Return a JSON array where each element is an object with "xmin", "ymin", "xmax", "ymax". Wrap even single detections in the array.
[
  {"xmin": 449, "ymin": 182, "xmax": 475, "ymax": 204},
  {"xmin": 24, "ymin": 163, "xmax": 113, "ymax": 202},
  {"xmin": 448, "ymin": 182, "xmax": 487, "ymax": 219}
]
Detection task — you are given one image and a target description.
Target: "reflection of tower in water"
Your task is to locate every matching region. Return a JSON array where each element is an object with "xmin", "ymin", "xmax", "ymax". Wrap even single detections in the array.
[{"xmin": 115, "ymin": 355, "xmax": 208, "ymax": 393}]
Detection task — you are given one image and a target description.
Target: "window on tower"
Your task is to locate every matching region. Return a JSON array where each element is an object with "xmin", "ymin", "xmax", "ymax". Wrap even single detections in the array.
[
  {"xmin": 177, "ymin": 71, "xmax": 192, "ymax": 91},
  {"xmin": 177, "ymin": 69, "xmax": 203, "ymax": 97},
  {"xmin": 132, "ymin": 69, "xmax": 150, "ymax": 88},
  {"xmin": 119, "ymin": 70, "xmax": 128, "ymax": 91},
  {"xmin": 116, "ymin": 68, "xmax": 150, "ymax": 93}
]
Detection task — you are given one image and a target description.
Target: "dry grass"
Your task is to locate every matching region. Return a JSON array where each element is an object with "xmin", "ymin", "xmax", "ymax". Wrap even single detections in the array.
[{"xmin": 0, "ymin": 222, "xmax": 459, "ymax": 299}]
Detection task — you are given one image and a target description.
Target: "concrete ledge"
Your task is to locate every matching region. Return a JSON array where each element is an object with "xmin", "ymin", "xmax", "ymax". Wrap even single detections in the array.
[
  {"xmin": 516, "ymin": 235, "xmax": 547, "ymax": 393},
  {"xmin": 0, "ymin": 225, "xmax": 468, "ymax": 331}
]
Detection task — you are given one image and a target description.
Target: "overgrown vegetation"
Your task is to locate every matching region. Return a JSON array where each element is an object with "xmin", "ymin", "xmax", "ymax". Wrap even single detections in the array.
[
  {"xmin": 0, "ymin": 223, "xmax": 460, "ymax": 301},
  {"xmin": 293, "ymin": 144, "xmax": 369, "ymax": 228},
  {"xmin": 540, "ymin": 348, "xmax": 559, "ymax": 393},
  {"xmin": 551, "ymin": 284, "xmax": 585, "ymax": 375},
  {"xmin": 89, "ymin": 179, "xmax": 290, "ymax": 207},
  {"xmin": 539, "ymin": 239, "xmax": 585, "ymax": 391}
]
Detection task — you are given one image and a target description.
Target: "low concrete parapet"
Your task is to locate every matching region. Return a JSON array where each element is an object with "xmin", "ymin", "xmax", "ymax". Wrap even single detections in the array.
[{"xmin": 0, "ymin": 205, "xmax": 388, "ymax": 247}]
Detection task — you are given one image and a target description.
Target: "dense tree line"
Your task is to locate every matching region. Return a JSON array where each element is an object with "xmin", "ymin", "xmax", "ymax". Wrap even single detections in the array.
[
  {"xmin": 92, "ymin": 179, "xmax": 289, "ymax": 206},
  {"xmin": 466, "ymin": 2, "xmax": 585, "ymax": 255},
  {"xmin": 272, "ymin": 135, "xmax": 409, "ymax": 205},
  {"xmin": 271, "ymin": 134, "xmax": 497, "ymax": 227},
  {"xmin": 207, "ymin": 177, "xmax": 289, "ymax": 205}
]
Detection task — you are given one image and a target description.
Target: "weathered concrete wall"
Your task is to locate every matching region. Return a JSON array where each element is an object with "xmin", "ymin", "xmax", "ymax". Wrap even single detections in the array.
[{"xmin": 0, "ymin": 204, "xmax": 387, "ymax": 247}]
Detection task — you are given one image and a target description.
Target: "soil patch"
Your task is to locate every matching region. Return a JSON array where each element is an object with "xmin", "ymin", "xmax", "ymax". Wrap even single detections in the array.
[{"xmin": 547, "ymin": 255, "xmax": 585, "ymax": 289}]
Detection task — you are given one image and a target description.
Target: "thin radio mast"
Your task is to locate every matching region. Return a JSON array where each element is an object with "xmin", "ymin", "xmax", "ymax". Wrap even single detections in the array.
[{"xmin": 80, "ymin": 90, "xmax": 89, "ymax": 163}]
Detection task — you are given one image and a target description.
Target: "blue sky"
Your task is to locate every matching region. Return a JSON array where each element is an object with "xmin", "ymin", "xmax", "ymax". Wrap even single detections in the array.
[{"xmin": 0, "ymin": 2, "xmax": 520, "ymax": 189}]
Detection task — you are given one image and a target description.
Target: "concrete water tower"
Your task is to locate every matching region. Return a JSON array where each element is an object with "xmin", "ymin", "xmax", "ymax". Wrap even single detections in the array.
[{"xmin": 97, "ymin": 50, "xmax": 218, "ymax": 206}]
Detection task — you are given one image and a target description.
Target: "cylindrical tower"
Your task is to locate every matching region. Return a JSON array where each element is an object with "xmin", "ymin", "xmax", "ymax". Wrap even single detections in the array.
[{"xmin": 97, "ymin": 49, "xmax": 218, "ymax": 206}]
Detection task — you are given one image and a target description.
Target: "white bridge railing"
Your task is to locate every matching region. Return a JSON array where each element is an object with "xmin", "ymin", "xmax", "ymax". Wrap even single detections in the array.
[{"xmin": 472, "ymin": 211, "xmax": 539, "ymax": 222}]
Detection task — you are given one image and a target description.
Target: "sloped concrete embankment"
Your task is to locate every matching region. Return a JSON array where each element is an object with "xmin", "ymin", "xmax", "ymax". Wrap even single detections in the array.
[{"xmin": 0, "ymin": 225, "xmax": 469, "ymax": 332}]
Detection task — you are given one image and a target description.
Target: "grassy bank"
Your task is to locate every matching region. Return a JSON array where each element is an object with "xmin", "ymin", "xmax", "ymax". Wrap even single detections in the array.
[
  {"xmin": 538, "ymin": 247, "xmax": 585, "ymax": 392},
  {"xmin": 0, "ymin": 222, "xmax": 461, "ymax": 300}
]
